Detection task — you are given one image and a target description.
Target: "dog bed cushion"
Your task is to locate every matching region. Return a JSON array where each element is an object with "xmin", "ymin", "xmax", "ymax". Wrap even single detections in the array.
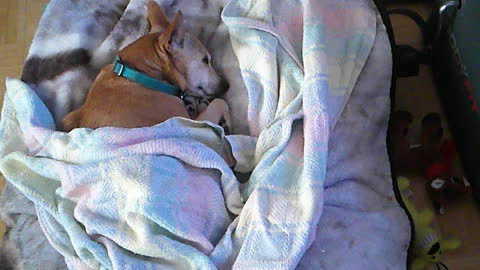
[{"xmin": 0, "ymin": 0, "xmax": 410, "ymax": 269}]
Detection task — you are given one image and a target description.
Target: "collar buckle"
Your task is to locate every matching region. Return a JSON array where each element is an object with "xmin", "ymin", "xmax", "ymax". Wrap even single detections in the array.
[{"xmin": 115, "ymin": 62, "xmax": 125, "ymax": 76}]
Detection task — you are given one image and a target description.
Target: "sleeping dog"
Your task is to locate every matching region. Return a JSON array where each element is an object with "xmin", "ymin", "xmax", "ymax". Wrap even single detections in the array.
[{"xmin": 62, "ymin": 1, "xmax": 232, "ymax": 133}]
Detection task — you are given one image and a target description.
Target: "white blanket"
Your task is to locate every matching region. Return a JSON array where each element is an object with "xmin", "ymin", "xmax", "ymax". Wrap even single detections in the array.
[{"xmin": 0, "ymin": 0, "xmax": 410, "ymax": 269}]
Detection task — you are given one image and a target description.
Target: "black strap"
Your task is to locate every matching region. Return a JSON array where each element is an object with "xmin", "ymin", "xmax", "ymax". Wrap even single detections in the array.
[
  {"xmin": 386, "ymin": 8, "xmax": 433, "ymax": 77},
  {"xmin": 387, "ymin": 8, "xmax": 432, "ymax": 44}
]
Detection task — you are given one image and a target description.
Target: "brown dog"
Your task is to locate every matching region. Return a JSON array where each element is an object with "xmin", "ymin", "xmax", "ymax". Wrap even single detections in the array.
[{"xmin": 62, "ymin": 1, "xmax": 231, "ymax": 132}]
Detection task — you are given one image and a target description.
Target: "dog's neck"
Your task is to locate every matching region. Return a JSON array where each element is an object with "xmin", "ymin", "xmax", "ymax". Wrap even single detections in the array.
[{"xmin": 117, "ymin": 33, "xmax": 187, "ymax": 91}]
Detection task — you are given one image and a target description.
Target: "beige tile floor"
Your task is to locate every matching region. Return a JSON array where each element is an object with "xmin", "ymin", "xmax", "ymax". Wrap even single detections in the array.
[{"xmin": 0, "ymin": 0, "xmax": 479, "ymax": 269}]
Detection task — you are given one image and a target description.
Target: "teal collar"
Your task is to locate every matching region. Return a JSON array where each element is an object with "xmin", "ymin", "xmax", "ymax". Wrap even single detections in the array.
[{"xmin": 113, "ymin": 56, "xmax": 182, "ymax": 97}]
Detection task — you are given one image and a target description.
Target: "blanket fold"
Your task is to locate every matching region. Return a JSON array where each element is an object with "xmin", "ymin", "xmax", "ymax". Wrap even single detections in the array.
[{"xmin": 0, "ymin": 0, "xmax": 410, "ymax": 269}]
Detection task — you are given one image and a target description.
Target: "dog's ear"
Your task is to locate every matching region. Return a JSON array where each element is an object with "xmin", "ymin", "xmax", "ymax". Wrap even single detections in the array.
[
  {"xmin": 147, "ymin": 0, "xmax": 170, "ymax": 33},
  {"xmin": 160, "ymin": 11, "xmax": 186, "ymax": 51}
]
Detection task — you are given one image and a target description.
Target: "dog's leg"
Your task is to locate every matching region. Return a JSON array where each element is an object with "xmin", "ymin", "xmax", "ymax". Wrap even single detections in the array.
[
  {"xmin": 62, "ymin": 110, "xmax": 81, "ymax": 132},
  {"xmin": 195, "ymin": 98, "xmax": 232, "ymax": 135}
]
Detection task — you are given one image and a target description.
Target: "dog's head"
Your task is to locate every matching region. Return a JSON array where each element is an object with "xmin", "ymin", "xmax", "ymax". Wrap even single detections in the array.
[{"xmin": 136, "ymin": 1, "xmax": 228, "ymax": 97}]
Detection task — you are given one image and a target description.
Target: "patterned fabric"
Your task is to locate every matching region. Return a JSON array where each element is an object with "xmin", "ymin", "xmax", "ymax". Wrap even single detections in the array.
[
  {"xmin": 297, "ymin": 14, "xmax": 411, "ymax": 270},
  {"xmin": 0, "ymin": 0, "xmax": 410, "ymax": 269}
]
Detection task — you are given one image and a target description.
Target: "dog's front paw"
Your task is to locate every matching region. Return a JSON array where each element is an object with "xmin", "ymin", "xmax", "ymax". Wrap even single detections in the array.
[{"xmin": 219, "ymin": 117, "xmax": 231, "ymax": 135}]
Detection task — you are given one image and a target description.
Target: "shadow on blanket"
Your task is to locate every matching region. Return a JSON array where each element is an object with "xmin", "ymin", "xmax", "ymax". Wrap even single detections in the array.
[
  {"xmin": 0, "ymin": 240, "xmax": 22, "ymax": 270},
  {"xmin": 0, "ymin": 0, "xmax": 410, "ymax": 269}
]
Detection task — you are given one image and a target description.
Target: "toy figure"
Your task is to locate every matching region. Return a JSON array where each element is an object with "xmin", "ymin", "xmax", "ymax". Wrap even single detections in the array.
[
  {"xmin": 389, "ymin": 111, "xmax": 472, "ymax": 214},
  {"xmin": 421, "ymin": 113, "xmax": 472, "ymax": 215},
  {"xmin": 397, "ymin": 177, "xmax": 461, "ymax": 270}
]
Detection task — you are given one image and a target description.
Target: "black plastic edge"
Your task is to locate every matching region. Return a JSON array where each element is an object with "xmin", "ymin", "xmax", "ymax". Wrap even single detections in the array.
[{"xmin": 373, "ymin": 1, "xmax": 415, "ymax": 269}]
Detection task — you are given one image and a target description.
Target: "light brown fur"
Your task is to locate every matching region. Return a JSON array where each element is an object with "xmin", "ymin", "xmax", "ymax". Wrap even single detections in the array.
[
  {"xmin": 63, "ymin": 1, "xmax": 231, "ymax": 131},
  {"xmin": 62, "ymin": 1, "xmax": 235, "ymax": 166}
]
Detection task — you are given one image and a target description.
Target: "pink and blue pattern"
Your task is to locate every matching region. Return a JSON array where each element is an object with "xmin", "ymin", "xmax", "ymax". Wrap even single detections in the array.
[{"xmin": 0, "ymin": 0, "xmax": 408, "ymax": 269}]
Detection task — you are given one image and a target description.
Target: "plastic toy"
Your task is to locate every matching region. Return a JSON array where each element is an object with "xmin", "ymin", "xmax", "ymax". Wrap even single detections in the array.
[
  {"xmin": 397, "ymin": 177, "xmax": 461, "ymax": 270},
  {"xmin": 421, "ymin": 113, "xmax": 472, "ymax": 215}
]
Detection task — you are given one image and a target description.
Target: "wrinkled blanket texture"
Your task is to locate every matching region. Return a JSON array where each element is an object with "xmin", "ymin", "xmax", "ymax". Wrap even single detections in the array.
[{"xmin": 0, "ymin": 0, "xmax": 410, "ymax": 269}]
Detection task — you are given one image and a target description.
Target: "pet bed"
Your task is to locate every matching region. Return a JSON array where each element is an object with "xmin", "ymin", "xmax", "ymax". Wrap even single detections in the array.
[{"xmin": 0, "ymin": 0, "xmax": 410, "ymax": 269}]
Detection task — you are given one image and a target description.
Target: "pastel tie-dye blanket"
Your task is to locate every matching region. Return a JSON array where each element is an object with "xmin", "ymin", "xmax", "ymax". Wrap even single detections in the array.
[{"xmin": 0, "ymin": 0, "xmax": 409, "ymax": 269}]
